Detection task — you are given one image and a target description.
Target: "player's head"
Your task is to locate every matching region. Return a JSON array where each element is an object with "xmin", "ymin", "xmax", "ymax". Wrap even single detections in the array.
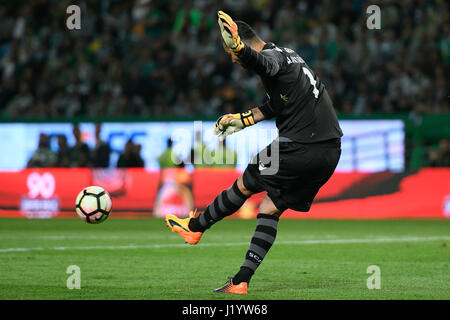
[
  {"xmin": 223, "ymin": 20, "xmax": 265, "ymax": 65},
  {"xmin": 236, "ymin": 21, "xmax": 263, "ymax": 47}
]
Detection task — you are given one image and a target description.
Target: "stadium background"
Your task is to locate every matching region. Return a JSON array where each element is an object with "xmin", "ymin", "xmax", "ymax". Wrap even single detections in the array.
[
  {"xmin": 0, "ymin": 0, "xmax": 448, "ymax": 220},
  {"xmin": 0, "ymin": 0, "xmax": 449, "ymax": 302}
]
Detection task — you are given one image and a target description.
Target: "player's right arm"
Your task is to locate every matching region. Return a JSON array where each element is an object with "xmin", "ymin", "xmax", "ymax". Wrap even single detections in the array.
[{"xmin": 214, "ymin": 104, "xmax": 270, "ymax": 142}]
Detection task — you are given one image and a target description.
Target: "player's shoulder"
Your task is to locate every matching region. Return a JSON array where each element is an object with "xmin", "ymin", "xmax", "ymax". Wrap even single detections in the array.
[
  {"xmin": 262, "ymin": 43, "xmax": 296, "ymax": 54},
  {"xmin": 260, "ymin": 43, "xmax": 287, "ymax": 65},
  {"xmin": 262, "ymin": 43, "xmax": 304, "ymax": 63},
  {"xmin": 261, "ymin": 42, "xmax": 283, "ymax": 55}
]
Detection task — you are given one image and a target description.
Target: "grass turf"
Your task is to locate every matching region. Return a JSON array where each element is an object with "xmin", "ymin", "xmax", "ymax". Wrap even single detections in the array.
[{"xmin": 0, "ymin": 217, "xmax": 448, "ymax": 300}]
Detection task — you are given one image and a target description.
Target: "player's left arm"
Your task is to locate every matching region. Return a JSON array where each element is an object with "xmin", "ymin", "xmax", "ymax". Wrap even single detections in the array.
[
  {"xmin": 214, "ymin": 106, "xmax": 266, "ymax": 142},
  {"xmin": 217, "ymin": 10, "xmax": 283, "ymax": 78},
  {"xmin": 237, "ymin": 46, "xmax": 283, "ymax": 78}
]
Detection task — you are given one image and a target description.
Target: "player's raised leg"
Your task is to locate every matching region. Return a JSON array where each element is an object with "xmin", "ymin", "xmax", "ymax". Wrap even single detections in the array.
[
  {"xmin": 214, "ymin": 194, "xmax": 282, "ymax": 294},
  {"xmin": 165, "ymin": 175, "xmax": 253, "ymax": 244}
]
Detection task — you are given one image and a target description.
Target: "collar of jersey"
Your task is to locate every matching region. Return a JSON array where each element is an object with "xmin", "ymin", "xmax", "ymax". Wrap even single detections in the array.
[{"xmin": 263, "ymin": 42, "xmax": 276, "ymax": 50}]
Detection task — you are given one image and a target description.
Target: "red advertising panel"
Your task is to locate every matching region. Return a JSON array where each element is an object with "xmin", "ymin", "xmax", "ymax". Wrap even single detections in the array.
[{"xmin": 0, "ymin": 168, "xmax": 448, "ymax": 219}]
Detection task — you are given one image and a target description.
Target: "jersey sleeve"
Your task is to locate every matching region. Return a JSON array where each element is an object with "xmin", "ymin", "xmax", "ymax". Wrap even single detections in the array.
[
  {"xmin": 258, "ymin": 99, "xmax": 275, "ymax": 120},
  {"xmin": 237, "ymin": 45, "xmax": 284, "ymax": 78}
]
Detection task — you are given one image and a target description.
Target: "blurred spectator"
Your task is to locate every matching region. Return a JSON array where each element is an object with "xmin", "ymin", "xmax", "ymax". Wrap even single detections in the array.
[
  {"xmin": 158, "ymin": 138, "xmax": 181, "ymax": 168},
  {"xmin": 56, "ymin": 135, "xmax": 71, "ymax": 167},
  {"xmin": 428, "ymin": 138, "xmax": 450, "ymax": 167},
  {"xmin": 27, "ymin": 133, "xmax": 56, "ymax": 168},
  {"xmin": 92, "ymin": 123, "xmax": 111, "ymax": 167},
  {"xmin": 0, "ymin": 0, "xmax": 447, "ymax": 119},
  {"xmin": 70, "ymin": 124, "xmax": 91, "ymax": 167},
  {"xmin": 134, "ymin": 143, "xmax": 145, "ymax": 167},
  {"xmin": 439, "ymin": 139, "xmax": 450, "ymax": 166},
  {"xmin": 190, "ymin": 129, "xmax": 214, "ymax": 167},
  {"xmin": 117, "ymin": 139, "xmax": 145, "ymax": 167}
]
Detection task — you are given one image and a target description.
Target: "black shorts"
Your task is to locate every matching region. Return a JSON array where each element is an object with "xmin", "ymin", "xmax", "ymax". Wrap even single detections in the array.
[{"xmin": 243, "ymin": 138, "xmax": 341, "ymax": 213}]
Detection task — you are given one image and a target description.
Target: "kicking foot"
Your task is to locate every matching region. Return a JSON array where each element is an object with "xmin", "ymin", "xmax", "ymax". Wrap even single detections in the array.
[
  {"xmin": 213, "ymin": 278, "xmax": 248, "ymax": 294},
  {"xmin": 165, "ymin": 210, "xmax": 203, "ymax": 245}
]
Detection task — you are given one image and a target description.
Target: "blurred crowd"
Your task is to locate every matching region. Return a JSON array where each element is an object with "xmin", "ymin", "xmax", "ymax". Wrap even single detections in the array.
[
  {"xmin": 426, "ymin": 138, "xmax": 450, "ymax": 167},
  {"xmin": 27, "ymin": 123, "xmax": 145, "ymax": 168},
  {"xmin": 27, "ymin": 123, "xmax": 238, "ymax": 169},
  {"xmin": 0, "ymin": 0, "xmax": 448, "ymax": 120}
]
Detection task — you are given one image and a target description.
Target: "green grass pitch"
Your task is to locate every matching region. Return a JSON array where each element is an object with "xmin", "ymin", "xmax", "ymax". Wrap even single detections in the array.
[{"xmin": 0, "ymin": 217, "xmax": 449, "ymax": 300}]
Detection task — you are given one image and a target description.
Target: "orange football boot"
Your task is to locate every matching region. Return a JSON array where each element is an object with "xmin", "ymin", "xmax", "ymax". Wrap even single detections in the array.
[
  {"xmin": 165, "ymin": 210, "xmax": 203, "ymax": 245},
  {"xmin": 214, "ymin": 278, "xmax": 248, "ymax": 294}
]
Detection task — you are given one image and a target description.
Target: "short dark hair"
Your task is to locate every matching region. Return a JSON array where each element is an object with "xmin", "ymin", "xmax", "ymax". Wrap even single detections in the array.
[{"xmin": 236, "ymin": 20, "xmax": 259, "ymax": 42}]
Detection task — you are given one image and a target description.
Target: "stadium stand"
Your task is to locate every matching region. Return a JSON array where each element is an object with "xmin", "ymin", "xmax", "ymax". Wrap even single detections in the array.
[{"xmin": 0, "ymin": 0, "xmax": 447, "ymax": 119}]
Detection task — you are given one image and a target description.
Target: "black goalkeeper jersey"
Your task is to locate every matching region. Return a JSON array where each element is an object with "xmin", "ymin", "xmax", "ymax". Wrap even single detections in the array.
[{"xmin": 237, "ymin": 42, "xmax": 343, "ymax": 143}]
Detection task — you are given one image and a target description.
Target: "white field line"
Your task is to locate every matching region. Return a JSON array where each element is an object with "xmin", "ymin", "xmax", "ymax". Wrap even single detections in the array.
[
  {"xmin": 0, "ymin": 234, "xmax": 339, "ymax": 240},
  {"xmin": 0, "ymin": 236, "xmax": 449, "ymax": 253}
]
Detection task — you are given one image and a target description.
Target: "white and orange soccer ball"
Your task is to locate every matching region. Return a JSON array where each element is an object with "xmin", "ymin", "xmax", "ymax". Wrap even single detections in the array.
[{"xmin": 75, "ymin": 186, "xmax": 112, "ymax": 224}]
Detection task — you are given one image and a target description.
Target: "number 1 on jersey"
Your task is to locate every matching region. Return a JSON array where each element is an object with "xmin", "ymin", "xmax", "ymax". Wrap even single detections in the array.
[{"xmin": 302, "ymin": 67, "xmax": 319, "ymax": 99}]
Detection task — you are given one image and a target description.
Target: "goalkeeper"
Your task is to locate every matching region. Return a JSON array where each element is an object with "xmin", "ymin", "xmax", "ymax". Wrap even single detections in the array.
[{"xmin": 166, "ymin": 11, "xmax": 343, "ymax": 294}]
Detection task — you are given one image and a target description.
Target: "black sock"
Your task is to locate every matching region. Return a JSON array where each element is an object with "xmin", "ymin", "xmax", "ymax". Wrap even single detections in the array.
[
  {"xmin": 232, "ymin": 213, "xmax": 279, "ymax": 284},
  {"xmin": 232, "ymin": 267, "xmax": 254, "ymax": 285},
  {"xmin": 189, "ymin": 181, "xmax": 249, "ymax": 232}
]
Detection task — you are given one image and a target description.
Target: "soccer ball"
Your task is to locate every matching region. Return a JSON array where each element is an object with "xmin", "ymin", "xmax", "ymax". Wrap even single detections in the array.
[{"xmin": 75, "ymin": 186, "xmax": 112, "ymax": 224}]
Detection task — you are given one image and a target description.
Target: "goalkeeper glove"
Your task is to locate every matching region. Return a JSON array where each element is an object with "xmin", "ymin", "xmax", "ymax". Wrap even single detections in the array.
[
  {"xmin": 214, "ymin": 111, "xmax": 255, "ymax": 141},
  {"xmin": 217, "ymin": 10, "xmax": 244, "ymax": 53}
]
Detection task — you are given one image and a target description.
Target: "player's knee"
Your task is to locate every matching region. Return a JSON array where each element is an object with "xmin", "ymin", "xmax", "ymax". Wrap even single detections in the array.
[
  {"xmin": 259, "ymin": 195, "xmax": 283, "ymax": 217},
  {"xmin": 237, "ymin": 175, "xmax": 253, "ymax": 197}
]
